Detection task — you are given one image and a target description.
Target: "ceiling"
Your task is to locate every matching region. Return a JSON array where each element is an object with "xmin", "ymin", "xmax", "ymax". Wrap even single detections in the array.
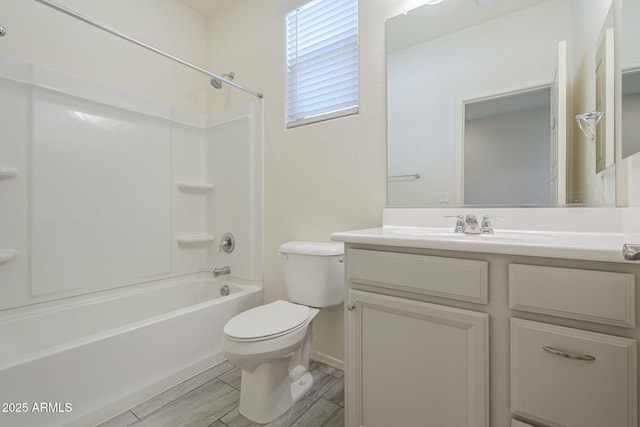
[{"xmin": 179, "ymin": 0, "xmax": 226, "ymax": 16}]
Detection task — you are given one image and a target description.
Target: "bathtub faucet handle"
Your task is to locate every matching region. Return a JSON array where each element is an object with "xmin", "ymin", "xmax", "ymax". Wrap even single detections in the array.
[{"xmin": 219, "ymin": 233, "xmax": 235, "ymax": 253}]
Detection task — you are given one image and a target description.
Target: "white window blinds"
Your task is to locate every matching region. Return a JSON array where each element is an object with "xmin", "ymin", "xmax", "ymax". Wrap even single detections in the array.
[{"xmin": 286, "ymin": 0, "xmax": 359, "ymax": 128}]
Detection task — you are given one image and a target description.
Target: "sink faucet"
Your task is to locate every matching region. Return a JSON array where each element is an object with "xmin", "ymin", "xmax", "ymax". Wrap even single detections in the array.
[
  {"xmin": 446, "ymin": 214, "xmax": 481, "ymax": 234},
  {"xmin": 213, "ymin": 266, "xmax": 231, "ymax": 277},
  {"xmin": 464, "ymin": 214, "xmax": 481, "ymax": 234},
  {"xmin": 447, "ymin": 213, "xmax": 499, "ymax": 234}
]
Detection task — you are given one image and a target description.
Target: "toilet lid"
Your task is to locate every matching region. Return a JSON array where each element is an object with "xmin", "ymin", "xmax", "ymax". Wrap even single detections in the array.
[{"xmin": 224, "ymin": 300, "xmax": 310, "ymax": 341}]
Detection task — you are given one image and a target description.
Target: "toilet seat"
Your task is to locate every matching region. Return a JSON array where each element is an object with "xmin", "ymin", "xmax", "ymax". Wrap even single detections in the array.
[{"xmin": 224, "ymin": 300, "xmax": 309, "ymax": 342}]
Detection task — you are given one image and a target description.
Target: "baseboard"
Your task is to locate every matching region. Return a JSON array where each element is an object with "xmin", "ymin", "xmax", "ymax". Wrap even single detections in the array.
[{"xmin": 311, "ymin": 350, "xmax": 344, "ymax": 371}]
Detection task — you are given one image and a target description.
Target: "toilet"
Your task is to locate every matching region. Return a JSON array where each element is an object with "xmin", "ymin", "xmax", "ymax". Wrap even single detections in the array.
[{"xmin": 222, "ymin": 241, "xmax": 344, "ymax": 424}]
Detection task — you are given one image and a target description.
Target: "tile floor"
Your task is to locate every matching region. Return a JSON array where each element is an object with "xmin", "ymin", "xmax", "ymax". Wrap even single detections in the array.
[{"xmin": 96, "ymin": 360, "xmax": 344, "ymax": 427}]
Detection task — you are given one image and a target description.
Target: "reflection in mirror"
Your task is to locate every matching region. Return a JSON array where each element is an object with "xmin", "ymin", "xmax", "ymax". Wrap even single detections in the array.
[
  {"xmin": 594, "ymin": 8, "xmax": 614, "ymax": 173},
  {"xmin": 622, "ymin": 70, "xmax": 640, "ymax": 157},
  {"xmin": 464, "ymin": 88, "xmax": 552, "ymax": 205},
  {"xmin": 621, "ymin": 0, "xmax": 640, "ymax": 158},
  {"xmin": 386, "ymin": 0, "xmax": 616, "ymax": 207}
]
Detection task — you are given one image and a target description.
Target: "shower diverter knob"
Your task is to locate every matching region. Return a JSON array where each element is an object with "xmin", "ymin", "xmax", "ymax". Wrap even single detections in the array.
[{"xmin": 219, "ymin": 233, "xmax": 235, "ymax": 253}]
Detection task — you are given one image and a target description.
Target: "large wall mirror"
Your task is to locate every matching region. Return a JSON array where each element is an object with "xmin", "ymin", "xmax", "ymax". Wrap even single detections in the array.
[
  {"xmin": 386, "ymin": 0, "xmax": 617, "ymax": 207},
  {"xmin": 621, "ymin": 0, "xmax": 640, "ymax": 159}
]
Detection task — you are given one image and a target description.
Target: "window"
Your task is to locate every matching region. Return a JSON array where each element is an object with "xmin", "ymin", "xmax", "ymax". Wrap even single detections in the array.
[{"xmin": 286, "ymin": 0, "xmax": 359, "ymax": 128}]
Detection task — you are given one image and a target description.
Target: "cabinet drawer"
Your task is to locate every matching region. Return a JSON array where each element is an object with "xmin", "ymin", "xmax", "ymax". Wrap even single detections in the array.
[
  {"xmin": 511, "ymin": 318, "xmax": 637, "ymax": 427},
  {"xmin": 509, "ymin": 264, "xmax": 635, "ymax": 327},
  {"xmin": 347, "ymin": 249, "xmax": 488, "ymax": 304}
]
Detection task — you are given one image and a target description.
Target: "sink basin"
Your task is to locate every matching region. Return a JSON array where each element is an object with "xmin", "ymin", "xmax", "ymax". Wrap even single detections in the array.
[{"xmin": 390, "ymin": 228, "xmax": 557, "ymax": 242}]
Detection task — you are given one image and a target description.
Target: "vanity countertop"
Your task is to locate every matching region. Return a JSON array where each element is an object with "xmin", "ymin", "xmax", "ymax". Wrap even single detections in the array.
[{"xmin": 331, "ymin": 226, "xmax": 632, "ymax": 264}]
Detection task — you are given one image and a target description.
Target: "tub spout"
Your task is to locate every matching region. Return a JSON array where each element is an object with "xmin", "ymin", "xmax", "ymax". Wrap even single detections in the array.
[{"xmin": 213, "ymin": 266, "xmax": 231, "ymax": 277}]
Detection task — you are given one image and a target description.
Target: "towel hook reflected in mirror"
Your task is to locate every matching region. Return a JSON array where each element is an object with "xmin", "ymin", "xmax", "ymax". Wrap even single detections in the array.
[{"xmin": 575, "ymin": 111, "xmax": 605, "ymax": 141}]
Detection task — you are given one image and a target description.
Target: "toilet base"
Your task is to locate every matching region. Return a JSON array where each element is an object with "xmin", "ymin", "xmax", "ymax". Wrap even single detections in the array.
[
  {"xmin": 290, "ymin": 370, "xmax": 314, "ymax": 402},
  {"xmin": 238, "ymin": 361, "xmax": 314, "ymax": 424}
]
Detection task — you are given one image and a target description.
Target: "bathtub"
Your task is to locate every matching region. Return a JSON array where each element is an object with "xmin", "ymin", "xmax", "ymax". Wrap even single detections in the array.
[{"xmin": 0, "ymin": 273, "xmax": 262, "ymax": 427}]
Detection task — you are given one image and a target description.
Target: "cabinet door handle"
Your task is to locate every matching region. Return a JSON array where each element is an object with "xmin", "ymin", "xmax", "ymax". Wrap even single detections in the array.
[
  {"xmin": 347, "ymin": 304, "xmax": 356, "ymax": 311},
  {"xmin": 542, "ymin": 346, "xmax": 596, "ymax": 361}
]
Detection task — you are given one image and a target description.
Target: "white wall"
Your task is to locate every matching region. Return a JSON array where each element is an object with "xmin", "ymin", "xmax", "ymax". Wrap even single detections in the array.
[
  {"xmin": 387, "ymin": 0, "xmax": 573, "ymax": 207},
  {"xmin": 0, "ymin": 0, "xmax": 209, "ymax": 113},
  {"xmin": 464, "ymin": 107, "xmax": 551, "ymax": 205},
  {"xmin": 205, "ymin": 0, "xmax": 397, "ymax": 366}
]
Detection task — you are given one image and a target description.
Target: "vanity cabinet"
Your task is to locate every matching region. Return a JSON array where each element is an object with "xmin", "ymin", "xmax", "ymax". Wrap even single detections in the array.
[
  {"xmin": 341, "ymin": 243, "xmax": 639, "ymax": 427},
  {"xmin": 345, "ymin": 249, "xmax": 489, "ymax": 427}
]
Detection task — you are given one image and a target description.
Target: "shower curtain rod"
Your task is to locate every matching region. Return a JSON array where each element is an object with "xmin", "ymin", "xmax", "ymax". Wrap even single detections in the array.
[{"xmin": 33, "ymin": 0, "xmax": 263, "ymax": 99}]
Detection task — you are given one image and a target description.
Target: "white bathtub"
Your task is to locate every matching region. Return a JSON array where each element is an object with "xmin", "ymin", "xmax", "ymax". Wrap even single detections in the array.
[{"xmin": 0, "ymin": 273, "xmax": 262, "ymax": 427}]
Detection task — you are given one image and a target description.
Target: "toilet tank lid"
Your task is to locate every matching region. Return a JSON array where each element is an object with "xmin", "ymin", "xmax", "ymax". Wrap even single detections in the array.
[{"xmin": 279, "ymin": 241, "xmax": 344, "ymax": 256}]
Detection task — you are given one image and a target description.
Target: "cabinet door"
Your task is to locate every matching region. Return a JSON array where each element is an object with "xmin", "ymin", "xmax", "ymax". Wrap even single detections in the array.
[{"xmin": 346, "ymin": 289, "xmax": 489, "ymax": 427}]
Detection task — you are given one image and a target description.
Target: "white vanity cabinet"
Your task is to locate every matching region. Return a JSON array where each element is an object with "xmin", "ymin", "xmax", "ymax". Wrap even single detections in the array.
[
  {"xmin": 340, "ymin": 242, "xmax": 640, "ymax": 427},
  {"xmin": 344, "ymin": 248, "xmax": 489, "ymax": 427}
]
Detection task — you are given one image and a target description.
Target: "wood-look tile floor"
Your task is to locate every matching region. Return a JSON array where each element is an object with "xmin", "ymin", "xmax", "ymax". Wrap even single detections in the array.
[{"xmin": 96, "ymin": 360, "xmax": 344, "ymax": 427}]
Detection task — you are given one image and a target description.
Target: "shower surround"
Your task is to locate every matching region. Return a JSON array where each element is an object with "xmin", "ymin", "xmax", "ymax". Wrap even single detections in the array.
[{"xmin": 0, "ymin": 45, "xmax": 263, "ymax": 426}]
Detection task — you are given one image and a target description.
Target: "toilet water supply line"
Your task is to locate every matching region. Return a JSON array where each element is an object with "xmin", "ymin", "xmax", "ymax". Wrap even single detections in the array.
[{"xmin": 30, "ymin": 0, "xmax": 263, "ymax": 99}]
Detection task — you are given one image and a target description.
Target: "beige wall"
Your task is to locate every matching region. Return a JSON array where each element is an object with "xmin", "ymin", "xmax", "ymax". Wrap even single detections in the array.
[
  {"xmin": 205, "ymin": 0, "xmax": 407, "ymax": 365},
  {"xmin": 0, "ymin": 0, "xmax": 208, "ymax": 113}
]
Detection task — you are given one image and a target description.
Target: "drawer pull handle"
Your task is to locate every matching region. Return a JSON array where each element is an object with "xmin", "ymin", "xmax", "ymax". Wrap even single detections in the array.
[{"xmin": 543, "ymin": 346, "xmax": 596, "ymax": 361}]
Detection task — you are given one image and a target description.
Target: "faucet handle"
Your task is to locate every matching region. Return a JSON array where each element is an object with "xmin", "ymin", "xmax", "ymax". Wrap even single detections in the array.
[
  {"xmin": 480, "ymin": 215, "xmax": 504, "ymax": 234},
  {"xmin": 445, "ymin": 215, "xmax": 465, "ymax": 233},
  {"xmin": 219, "ymin": 232, "xmax": 235, "ymax": 253}
]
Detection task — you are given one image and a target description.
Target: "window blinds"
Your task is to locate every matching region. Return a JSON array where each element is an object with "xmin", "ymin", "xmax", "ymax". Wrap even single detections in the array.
[{"xmin": 286, "ymin": 0, "xmax": 359, "ymax": 128}]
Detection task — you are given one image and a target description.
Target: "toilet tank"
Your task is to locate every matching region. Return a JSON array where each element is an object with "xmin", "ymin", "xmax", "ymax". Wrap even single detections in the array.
[{"xmin": 279, "ymin": 241, "xmax": 344, "ymax": 308}]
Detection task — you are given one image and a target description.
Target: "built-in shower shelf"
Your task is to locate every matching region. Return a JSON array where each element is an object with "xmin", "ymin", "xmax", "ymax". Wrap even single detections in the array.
[
  {"xmin": 0, "ymin": 166, "xmax": 18, "ymax": 180},
  {"xmin": 0, "ymin": 249, "xmax": 17, "ymax": 265},
  {"xmin": 176, "ymin": 234, "xmax": 214, "ymax": 245},
  {"xmin": 176, "ymin": 182, "xmax": 215, "ymax": 193}
]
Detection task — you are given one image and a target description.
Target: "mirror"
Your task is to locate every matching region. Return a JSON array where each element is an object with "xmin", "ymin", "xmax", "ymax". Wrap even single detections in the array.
[
  {"xmin": 464, "ymin": 87, "xmax": 552, "ymax": 205},
  {"xmin": 593, "ymin": 8, "xmax": 614, "ymax": 173},
  {"xmin": 387, "ymin": 0, "xmax": 616, "ymax": 207},
  {"xmin": 621, "ymin": 0, "xmax": 640, "ymax": 158}
]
